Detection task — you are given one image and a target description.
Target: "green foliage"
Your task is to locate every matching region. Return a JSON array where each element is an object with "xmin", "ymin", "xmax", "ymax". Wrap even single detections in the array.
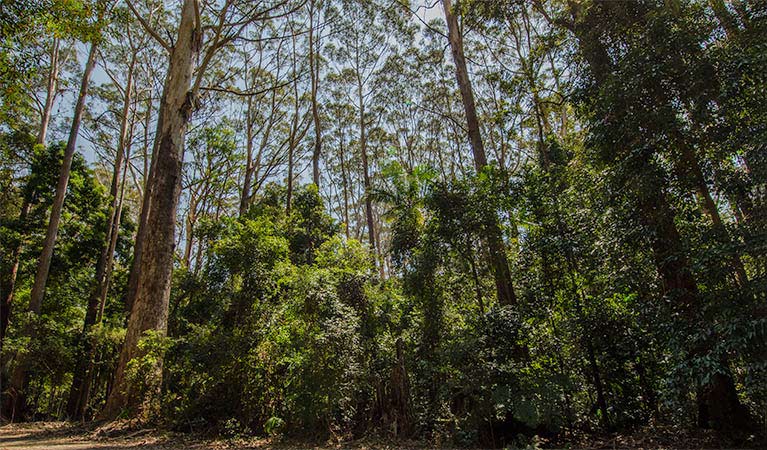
[
  {"xmin": 287, "ymin": 184, "xmax": 340, "ymax": 265},
  {"xmin": 263, "ymin": 416, "xmax": 285, "ymax": 437},
  {"xmin": 1, "ymin": 0, "xmax": 765, "ymax": 445},
  {"xmin": 125, "ymin": 330, "xmax": 172, "ymax": 419},
  {"xmin": 164, "ymin": 186, "xmax": 386, "ymax": 437},
  {"xmin": 0, "ymin": 0, "xmax": 107, "ymax": 130}
]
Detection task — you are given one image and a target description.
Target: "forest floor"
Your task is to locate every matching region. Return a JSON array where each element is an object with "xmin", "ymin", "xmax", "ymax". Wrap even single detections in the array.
[
  {"xmin": 0, "ymin": 421, "xmax": 763, "ymax": 449},
  {"xmin": 1, "ymin": 422, "xmax": 422, "ymax": 450}
]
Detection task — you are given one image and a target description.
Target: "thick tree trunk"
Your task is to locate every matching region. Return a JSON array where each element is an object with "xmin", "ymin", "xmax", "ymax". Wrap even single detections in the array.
[
  {"xmin": 101, "ymin": 0, "xmax": 200, "ymax": 419},
  {"xmin": 388, "ymin": 337, "xmax": 412, "ymax": 436},
  {"xmin": 638, "ymin": 179, "xmax": 748, "ymax": 429},
  {"xmin": 125, "ymin": 83, "xmax": 162, "ymax": 315},
  {"xmin": 66, "ymin": 55, "xmax": 135, "ymax": 420},
  {"xmin": 442, "ymin": 0, "xmax": 517, "ymax": 306},
  {"xmin": 639, "ymin": 187, "xmax": 696, "ymax": 297},
  {"xmin": 585, "ymin": 339, "xmax": 610, "ymax": 429},
  {"xmin": 566, "ymin": 0, "xmax": 750, "ymax": 429},
  {"xmin": 2, "ymin": 42, "xmax": 98, "ymax": 421}
]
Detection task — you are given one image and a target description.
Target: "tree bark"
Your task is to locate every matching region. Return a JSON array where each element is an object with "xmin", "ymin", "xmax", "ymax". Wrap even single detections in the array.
[
  {"xmin": 30, "ymin": 41, "xmax": 99, "ymax": 330},
  {"xmin": 66, "ymin": 54, "xmax": 135, "ymax": 420},
  {"xmin": 2, "ymin": 42, "xmax": 99, "ymax": 420},
  {"xmin": 309, "ymin": 0, "xmax": 322, "ymax": 187},
  {"xmin": 0, "ymin": 37, "xmax": 61, "ymax": 356},
  {"xmin": 183, "ymin": 190, "xmax": 198, "ymax": 268},
  {"xmin": 240, "ymin": 96, "xmax": 255, "ymax": 216},
  {"xmin": 339, "ymin": 129, "xmax": 350, "ymax": 239},
  {"xmin": 37, "ymin": 38, "xmax": 60, "ymax": 146},
  {"xmin": 637, "ymin": 179, "xmax": 748, "ymax": 429},
  {"xmin": 442, "ymin": 0, "xmax": 517, "ymax": 306},
  {"xmin": 101, "ymin": 0, "xmax": 200, "ymax": 419},
  {"xmin": 565, "ymin": 0, "xmax": 750, "ymax": 429},
  {"xmin": 442, "ymin": 0, "xmax": 485, "ymax": 168},
  {"xmin": 125, "ymin": 72, "xmax": 162, "ymax": 315},
  {"xmin": 671, "ymin": 133, "xmax": 749, "ymax": 287},
  {"xmin": 285, "ymin": 33, "xmax": 310, "ymax": 216},
  {"xmin": 358, "ymin": 77, "xmax": 376, "ymax": 253},
  {"xmin": 389, "ymin": 337, "xmax": 412, "ymax": 436}
]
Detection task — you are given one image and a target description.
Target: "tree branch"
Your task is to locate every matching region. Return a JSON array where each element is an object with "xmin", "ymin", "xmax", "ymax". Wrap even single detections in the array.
[{"xmin": 125, "ymin": 0, "xmax": 171, "ymax": 51}]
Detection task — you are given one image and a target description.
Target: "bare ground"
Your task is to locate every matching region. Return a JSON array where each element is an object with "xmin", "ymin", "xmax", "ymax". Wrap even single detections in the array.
[
  {"xmin": 1, "ymin": 421, "xmax": 764, "ymax": 449},
  {"xmin": 0, "ymin": 422, "xmax": 415, "ymax": 450},
  {"xmin": 0, "ymin": 422, "xmax": 216, "ymax": 450}
]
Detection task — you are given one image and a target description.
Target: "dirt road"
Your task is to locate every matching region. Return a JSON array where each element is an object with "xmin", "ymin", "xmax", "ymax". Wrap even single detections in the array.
[
  {"xmin": 0, "ymin": 423, "xmax": 395, "ymax": 450},
  {"xmin": 0, "ymin": 422, "xmax": 222, "ymax": 450},
  {"xmin": 3, "ymin": 421, "xmax": 762, "ymax": 449}
]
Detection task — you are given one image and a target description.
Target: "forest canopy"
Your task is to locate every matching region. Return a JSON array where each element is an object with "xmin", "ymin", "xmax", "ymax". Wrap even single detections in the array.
[{"xmin": 0, "ymin": 0, "xmax": 765, "ymax": 447}]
